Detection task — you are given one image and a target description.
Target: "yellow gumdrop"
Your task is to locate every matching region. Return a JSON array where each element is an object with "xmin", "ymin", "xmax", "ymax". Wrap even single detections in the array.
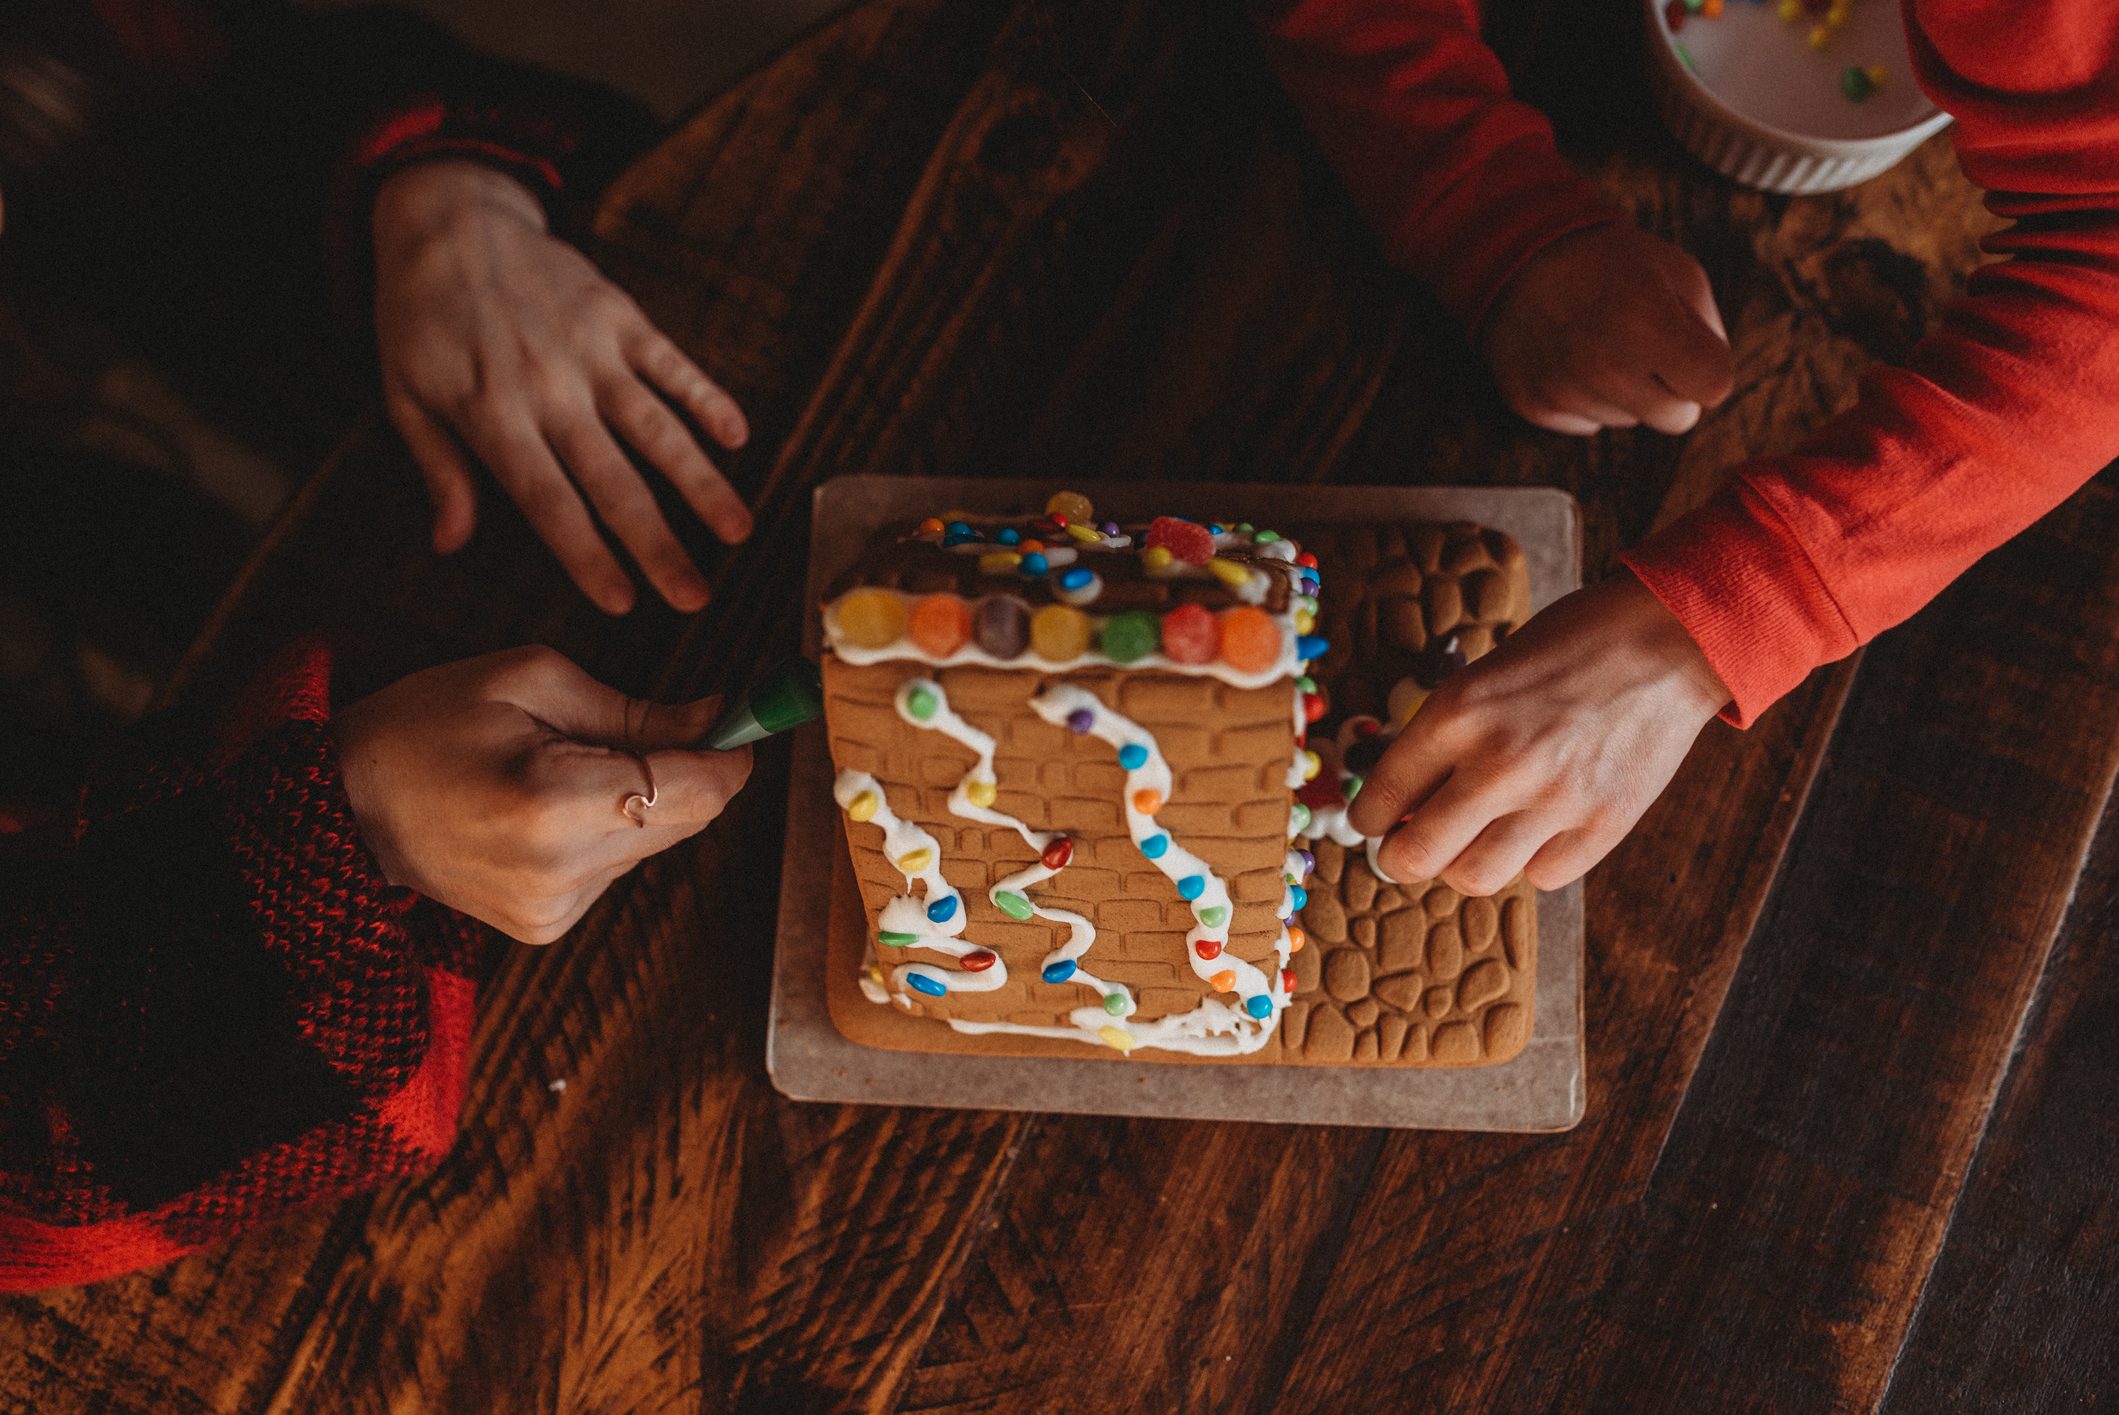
[
  {"xmin": 979, "ymin": 551, "xmax": 1023, "ymax": 575},
  {"xmin": 1294, "ymin": 608, "xmax": 1316, "ymax": 635},
  {"xmin": 965, "ymin": 780, "xmax": 998, "ymax": 809},
  {"xmin": 1097, "ymin": 1025, "xmax": 1137, "ymax": 1053},
  {"xmin": 1045, "ymin": 491, "xmax": 1096, "ymax": 525},
  {"xmin": 847, "ymin": 790, "xmax": 879, "ymax": 823},
  {"xmin": 1142, "ymin": 546, "xmax": 1175, "ymax": 573},
  {"xmin": 896, "ymin": 847, "xmax": 934, "ymax": 873},
  {"xmin": 1031, "ymin": 604, "xmax": 1094, "ymax": 661},
  {"xmin": 1206, "ymin": 557, "xmax": 1251, "ymax": 589},
  {"xmin": 837, "ymin": 589, "xmax": 906, "ymax": 649}
]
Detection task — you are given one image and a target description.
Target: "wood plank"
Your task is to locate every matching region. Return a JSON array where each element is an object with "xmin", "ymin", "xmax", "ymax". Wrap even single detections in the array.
[{"xmin": 1880, "ymin": 728, "xmax": 2119, "ymax": 1409}]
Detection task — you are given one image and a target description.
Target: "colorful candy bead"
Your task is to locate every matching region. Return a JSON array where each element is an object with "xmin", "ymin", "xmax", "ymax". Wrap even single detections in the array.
[
  {"xmin": 1205, "ymin": 557, "xmax": 1251, "ymax": 589},
  {"xmin": 1019, "ymin": 539, "xmax": 1045, "ymax": 554},
  {"xmin": 1118, "ymin": 743, "xmax": 1149, "ymax": 770},
  {"xmin": 1297, "ymin": 849, "xmax": 1315, "ymax": 874},
  {"xmin": 1102, "ymin": 991, "xmax": 1129, "ymax": 1016},
  {"xmin": 1098, "ymin": 1025, "xmax": 1136, "ymax": 1053},
  {"xmin": 1066, "ymin": 707, "xmax": 1096, "ymax": 734},
  {"xmin": 926, "ymin": 896, "xmax": 958, "ymax": 924},
  {"xmin": 879, "ymin": 930, "xmax": 919, "ymax": 946},
  {"xmin": 999, "ymin": 528, "xmax": 1025, "ymax": 547},
  {"xmin": 1100, "ymin": 521, "xmax": 1121, "ymax": 536},
  {"xmin": 908, "ymin": 595, "xmax": 971, "ymax": 656},
  {"xmin": 1293, "ymin": 608, "xmax": 1317, "ymax": 636},
  {"xmin": 1043, "ymin": 959, "xmax": 1078, "ymax": 984},
  {"xmin": 1144, "ymin": 516, "xmax": 1215, "ymax": 565},
  {"xmin": 1132, "ymin": 788, "xmax": 1164, "ymax": 815},
  {"xmin": 1289, "ymin": 801, "xmax": 1312, "ymax": 834},
  {"xmin": 1197, "ymin": 904, "xmax": 1229, "ymax": 928},
  {"xmin": 1177, "ymin": 874, "xmax": 1206, "ymax": 901},
  {"xmin": 837, "ymin": 589, "xmax": 906, "ymax": 648},
  {"xmin": 1244, "ymin": 995, "xmax": 1273, "ymax": 1019},
  {"xmin": 1041, "ymin": 836, "xmax": 1074, "ymax": 870},
  {"xmin": 1054, "ymin": 568, "xmax": 1104, "ymax": 607},
  {"xmin": 918, "ymin": 517, "xmax": 946, "ymax": 536},
  {"xmin": 847, "ymin": 790, "xmax": 879, "ymax": 823},
  {"xmin": 1294, "ymin": 551, "xmax": 1319, "ymax": 569},
  {"xmin": 965, "ymin": 780, "xmax": 998, "ymax": 809},
  {"xmin": 945, "ymin": 520, "xmax": 973, "ymax": 537},
  {"xmin": 1064, "ymin": 522, "xmax": 1102, "ymax": 545},
  {"xmin": 1290, "ymin": 885, "xmax": 1309, "ymax": 911},
  {"xmin": 1159, "ymin": 603, "xmax": 1220, "ymax": 664},
  {"xmin": 1296, "ymin": 634, "xmax": 1330, "ymax": 661},
  {"xmin": 897, "ymin": 847, "xmax": 935, "ymax": 872},
  {"xmin": 1299, "ymin": 750, "xmax": 1322, "ymax": 783},
  {"xmin": 962, "ymin": 950, "xmax": 997, "ymax": 972},
  {"xmin": 1141, "ymin": 545, "xmax": 1176, "ymax": 574},
  {"xmin": 1030, "ymin": 604, "xmax": 1093, "ymax": 661},
  {"xmin": 1019, "ymin": 551, "xmax": 1051, "ymax": 577},
  {"xmin": 1287, "ymin": 924, "xmax": 1307, "ymax": 954},
  {"xmin": 906, "ymin": 972, "xmax": 947, "ymax": 997},
  {"xmin": 1100, "ymin": 610, "xmax": 1160, "ymax": 664},
  {"xmin": 1195, "ymin": 938, "xmax": 1223, "ymax": 961},
  {"xmin": 1045, "ymin": 490, "xmax": 1095, "ymax": 524},
  {"xmin": 1219, "ymin": 606, "xmax": 1282, "ymax": 674},
  {"xmin": 1141, "ymin": 833, "xmax": 1170, "ymax": 859},
  {"xmin": 974, "ymin": 596, "xmax": 1029, "ymax": 658},
  {"xmin": 1303, "ymin": 691, "xmax": 1327, "ymax": 724},
  {"xmin": 996, "ymin": 890, "xmax": 1034, "ymax": 920},
  {"xmin": 1255, "ymin": 530, "xmax": 1281, "ymax": 544},
  {"xmin": 1281, "ymin": 968, "xmax": 1298, "ymax": 994},
  {"xmin": 1209, "ymin": 969, "xmax": 1237, "ymax": 993},
  {"xmin": 904, "ymin": 684, "xmax": 940, "ymax": 721}
]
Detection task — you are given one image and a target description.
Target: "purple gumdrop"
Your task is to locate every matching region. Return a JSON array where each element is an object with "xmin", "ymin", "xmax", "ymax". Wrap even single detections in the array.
[{"xmin": 974, "ymin": 595, "xmax": 1029, "ymax": 659}]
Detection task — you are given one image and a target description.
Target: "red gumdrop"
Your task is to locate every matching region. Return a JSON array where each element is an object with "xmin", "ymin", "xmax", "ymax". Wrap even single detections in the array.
[
  {"xmin": 1041, "ymin": 836, "xmax": 1074, "ymax": 870},
  {"xmin": 1144, "ymin": 516, "xmax": 1215, "ymax": 565},
  {"xmin": 1160, "ymin": 603, "xmax": 1220, "ymax": 664},
  {"xmin": 1194, "ymin": 938, "xmax": 1223, "ymax": 961}
]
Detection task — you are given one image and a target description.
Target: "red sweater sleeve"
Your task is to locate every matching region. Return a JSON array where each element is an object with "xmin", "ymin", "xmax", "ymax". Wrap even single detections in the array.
[
  {"xmin": 1257, "ymin": 0, "xmax": 1623, "ymax": 336},
  {"xmin": 0, "ymin": 644, "xmax": 488, "ymax": 1293},
  {"xmin": 1623, "ymin": 1, "xmax": 2119, "ymax": 724}
]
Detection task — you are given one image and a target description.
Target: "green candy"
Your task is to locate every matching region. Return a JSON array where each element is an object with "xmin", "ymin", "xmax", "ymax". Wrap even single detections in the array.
[
  {"xmin": 905, "ymin": 684, "xmax": 939, "ymax": 721},
  {"xmin": 1102, "ymin": 992, "xmax": 1129, "ymax": 1016},
  {"xmin": 1197, "ymin": 904, "xmax": 1229, "ymax": 929},
  {"xmin": 1255, "ymin": 529, "xmax": 1281, "ymax": 544},
  {"xmin": 1841, "ymin": 65, "xmax": 1875, "ymax": 101},
  {"xmin": 1100, "ymin": 610, "xmax": 1160, "ymax": 664},
  {"xmin": 878, "ymin": 930, "xmax": 920, "ymax": 947},
  {"xmin": 1345, "ymin": 775, "xmax": 1364, "ymax": 801},
  {"xmin": 994, "ymin": 890, "xmax": 1033, "ymax": 920},
  {"xmin": 1290, "ymin": 802, "xmax": 1312, "ymax": 833},
  {"xmin": 1296, "ymin": 675, "xmax": 1316, "ymax": 693}
]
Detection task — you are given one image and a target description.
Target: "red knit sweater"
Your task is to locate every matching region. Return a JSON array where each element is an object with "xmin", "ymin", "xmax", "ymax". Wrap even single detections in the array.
[{"xmin": 1262, "ymin": 0, "xmax": 2119, "ymax": 723}]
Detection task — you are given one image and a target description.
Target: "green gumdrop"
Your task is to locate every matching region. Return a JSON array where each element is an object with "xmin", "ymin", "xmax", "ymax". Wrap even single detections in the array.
[
  {"xmin": 995, "ymin": 890, "xmax": 1033, "ymax": 920},
  {"xmin": 1102, "ymin": 992, "xmax": 1129, "ymax": 1016},
  {"xmin": 1100, "ymin": 610, "xmax": 1160, "ymax": 664},
  {"xmin": 906, "ymin": 685, "xmax": 939, "ymax": 721},
  {"xmin": 1197, "ymin": 904, "xmax": 1229, "ymax": 928}
]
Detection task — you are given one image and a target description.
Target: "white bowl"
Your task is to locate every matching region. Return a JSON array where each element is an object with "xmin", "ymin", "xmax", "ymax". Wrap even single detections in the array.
[{"xmin": 1643, "ymin": 0, "xmax": 1951, "ymax": 193}]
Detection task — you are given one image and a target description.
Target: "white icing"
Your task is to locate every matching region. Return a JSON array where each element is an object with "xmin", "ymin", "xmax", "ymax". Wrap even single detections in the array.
[{"xmin": 832, "ymin": 770, "xmax": 1004, "ymax": 1006}]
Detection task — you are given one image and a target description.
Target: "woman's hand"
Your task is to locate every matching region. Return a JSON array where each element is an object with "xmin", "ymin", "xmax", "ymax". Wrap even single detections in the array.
[
  {"xmin": 334, "ymin": 646, "xmax": 752, "ymax": 943},
  {"xmin": 1349, "ymin": 573, "xmax": 1729, "ymax": 895},
  {"xmin": 1481, "ymin": 223, "xmax": 1736, "ymax": 437},
  {"xmin": 371, "ymin": 160, "xmax": 753, "ymax": 616}
]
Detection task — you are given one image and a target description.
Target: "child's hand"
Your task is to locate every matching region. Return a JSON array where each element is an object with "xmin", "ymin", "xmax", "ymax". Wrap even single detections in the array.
[
  {"xmin": 1481, "ymin": 223, "xmax": 1735, "ymax": 437},
  {"xmin": 1348, "ymin": 574, "xmax": 1728, "ymax": 895},
  {"xmin": 334, "ymin": 646, "xmax": 752, "ymax": 943},
  {"xmin": 371, "ymin": 160, "xmax": 753, "ymax": 616}
]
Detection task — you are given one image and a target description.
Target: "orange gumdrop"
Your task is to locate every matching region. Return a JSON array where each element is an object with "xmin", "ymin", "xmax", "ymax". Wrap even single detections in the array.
[
  {"xmin": 908, "ymin": 594, "xmax": 971, "ymax": 657},
  {"xmin": 1219, "ymin": 605, "xmax": 1283, "ymax": 673}
]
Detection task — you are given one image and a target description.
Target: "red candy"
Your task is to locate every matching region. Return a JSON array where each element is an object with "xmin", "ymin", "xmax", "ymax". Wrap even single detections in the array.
[
  {"xmin": 1303, "ymin": 690, "xmax": 1328, "ymax": 724},
  {"xmin": 1041, "ymin": 836, "xmax": 1074, "ymax": 870},
  {"xmin": 1281, "ymin": 968, "xmax": 1298, "ymax": 994},
  {"xmin": 962, "ymin": 950, "xmax": 998, "ymax": 972},
  {"xmin": 1145, "ymin": 516, "xmax": 1215, "ymax": 565},
  {"xmin": 1194, "ymin": 938, "xmax": 1223, "ymax": 961},
  {"xmin": 1160, "ymin": 603, "xmax": 1220, "ymax": 664},
  {"xmin": 1294, "ymin": 552, "xmax": 1319, "ymax": 569}
]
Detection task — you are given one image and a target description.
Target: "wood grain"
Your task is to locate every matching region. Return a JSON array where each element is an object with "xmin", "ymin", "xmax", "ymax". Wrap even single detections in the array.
[{"xmin": 3, "ymin": 0, "xmax": 2114, "ymax": 1411}]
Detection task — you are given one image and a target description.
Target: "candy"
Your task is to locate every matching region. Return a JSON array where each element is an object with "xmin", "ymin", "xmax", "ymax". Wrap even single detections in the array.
[
  {"xmin": 999, "ymin": 528, "xmax": 1024, "ymax": 547},
  {"xmin": 1098, "ymin": 1025, "xmax": 1136, "ymax": 1053},
  {"xmin": 908, "ymin": 595, "xmax": 971, "ymax": 657},
  {"xmin": 918, "ymin": 517, "xmax": 945, "ymax": 536},
  {"xmin": 1287, "ymin": 924, "xmax": 1307, "ymax": 954},
  {"xmin": 995, "ymin": 890, "xmax": 1034, "ymax": 920},
  {"xmin": 1042, "ymin": 959, "xmax": 1078, "ymax": 984},
  {"xmin": 1842, "ymin": 64, "xmax": 1880, "ymax": 100},
  {"xmin": 974, "ymin": 595, "xmax": 1029, "ymax": 658},
  {"xmin": 1054, "ymin": 568, "xmax": 1104, "ymax": 607},
  {"xmin": 1281, "ymin": 968, "xmax": 1298, "ymax": 995},
  {"xmin": 1289, "ymin": 801, "xmax": 1312, "ymax": 834},
  {"xmin": 1205, "ymin": 557, "xmax": 1251, "ymax": 589},
  {"xmin": 1345, "ymin": 775, "xmax": 1364, "ymax": 801},
  {"xmin": 1290, "ymin": 885, "xmax": 1309, "ymax": 911},
  {"xmin": 1144, "ymin": 516, "xmax": 1214, "ymax": 565},
  {"xmin": 1019, "ymin": 552, "xmax": 1051, "ymax": 578},
  {"xmin": 1066, "ymin": 707, "xmax": 1096, "ymax": 734},
  {"xmin": 1209, "ymin": 969, "xmax": 1237, "ymax": 993},
  {"xmin": 897, "ymin": 847, "xmax": 934, "ymax": 872},
  {"xmin": 1141, "ymin": 545, "xmax": 1176, "ymax": 574},
  {"xmin": 1299, "ymin": 749, "xmax": 1322, "ymax": 783},
  {"xmin": 1195, "ymin": 938, "xmax": 1224, "ymax": 960},
  {"xmin": 979, "ymin": 550, "xmax": 1022, "ymax": 574},
  {"xmin": 1197, "ymin": 904, "xmax": 1229, "ymax": 928},
  {"xmin": 1100, "ymin": 521, "xmax": 1121, "ymax": 535},
  {"xmin": 906, "ymin": 972, "xmax": 947, "ymax": 997},
  {"xmin": 1100, "ymin": 610, "xmax": 1160, "ymax": 664},
  {"xmin": 1031, "ymin": 604, "xmax": 1094, "ymax": 661},
  {"xmin": 965, "ymin": 779, "xmax": 998, "ymax": 809},
  {"xmin": 1045, "ymin": 490, "xmax": 1095, "ymax": 524},
  {"xmin": 1303, "ymin": 691, "xmax": 1327, "ymax": 724},
  {"xmin": 962, "ymin": 950, "xmax": 997, "ymax": 972},
  {"xmin": 1177, "ymin": 874, "xmax": 1206, "ymax": 901},
  {"xmin": 1254, "ymin": 530, "xmax": 1281, "ymax": 544},
  {"xmin": 904, "ymin": 684, "xmax": 940, "ymax": 721},
  {"xmin": 1244, "ymin": 995, "xmax": 1273, "ymax": 1019},
  {"xmin": 1160, "ymin": 603, "xmax": 1220, "ymax": 664},
  {"xmin": 1102, "ymin": 992, "xmax": 1129, "ymax": 1016},
  {"xmin": 879, "ymin": 930, "xmax": 919, "ymax": 946},
  {"xmin": 926, "ymin": 896, "xmax": 958, "ymax": 924},
  {"xmin": 1297, "ymin": 848, "xmax": 1315, "ymax": 874},
  {"xmin": 945, "ymin": 520, "xmax": 974, "ymax": 538},
  {"xmin": 836, "ymin": 589, "xmax": 906, "ymax": 648},
  {"xmin": 1018, "ymin": 539, "xmax": 1045, "ymax": 554},
  {"xmin": 1132, "ymin": 788, "xmax": 1164, "ymax": 815},
  {"xmin": 1296, "ymin": 634, "xmax": 1330, "ymax": 661},
  {"xmin": 847, "ymin": 790, "xmax": 879, "ymax": 823},
  {"xmin": 1702, "ymin": 0, "xmax": 1722, "ymax": 14},
  {"xmin": 1219, "ymin": 606, "xmax": 1282, "ymax": 674},
  {"xmin": 1041, "ymin": 836, "xmax": 1074, "ymax": 870},
  {"xmin": 1141, "ymin": 833, "xmax": 1171, "ymax": 859},
  {"xmin": 1294, "ymin": 551, "xmax": 1318, "ymax": 569}
]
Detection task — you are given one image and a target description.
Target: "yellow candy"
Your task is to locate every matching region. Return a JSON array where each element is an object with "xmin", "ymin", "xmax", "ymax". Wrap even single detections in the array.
[
  {"xmin": 1388, "ymin": 678, "xmax": 1429, "ymax": 729},
  {"xmin": 1045, "ymin": 491, "xmax": 1096, "ymax": 525},
  {"xmin": 847, "ymin": 790, "xmax": 879, "ymax": 823},
  {"xmin": 1300, "ymin": 749, "xmax": 1322, "ymax": 783},
  {"xmin": 965, "ymin": 780, "xmax": 998, "ymax": 809},
  {"xmin": 979, "ymin": 551, "xmax": 1023, "ymax": 575},
  {"xmin": 1808, "ymin": 24, "xmax": 1830, "ymax": 48},
  {"xmin": 1142, "ymin": 546, "xmax": 1175, "ymax": 573},
  {"xmin": 896, "ymin": 847, "xmax": 934, "ymax": 873},
  {"xmin": 1294, "ymin": 608, "xmax": 1316, "ymax": 636},
  {"xmin": 836, "ymin": 589, "xmax": 906, "ymax": 649},
  {"xmin": 1064, "ymin": 521, "xmax": 1102, "ymax": 544},
  {"xmin": 1031, "ymin": 604, "xmax": 1094, "ymax": 661},
  {"xmin": 1206, "ymin": 557, "xmax": 1251, "ymax": 589},
  {"xmin": 1097, "ymin": 1025, "xmax": 1137, "ymax": 1054}
]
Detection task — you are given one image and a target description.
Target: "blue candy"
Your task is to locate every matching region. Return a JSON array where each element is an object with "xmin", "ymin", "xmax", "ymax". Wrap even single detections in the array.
[
  {"xmin": 1243, "ymin": 994, "xmax": 1274, "ymax": 1019},
  {"xmin": 906, "ymin": 972, "xmax": 947, "ymax": 998},
  {"xmin": 1290, "ymin": 885, "xmax": 1309, "ymax": 911},
  {"xmin": 1177, "ymin": 874, "xmax": 1206, "ymax": 901},
  {"xmin": 1020, "ymin": 552, "xmax": 1050, "ymax": 576},
  {"xmin": 1060, "ymin": 566, "xmax": 1095, "ymax": 590},
  {"xmin": 997, "ymin": 527, "xmax": 1022, "ymax": 546},
  {"xmin": 1296, "ymin": 635, "xmax": 1330, "ymax": 661},
  {"xmin": 1042, "ymin": 959, "xmax": 1079, "ymax": 985},
  {"xmin": 945, "ymin": 520, "xmax": 974, "ymax": 537},
  {"xmin": 1141, "ymin": 833, "xmax": 1171, "ymax": 859},
  {"xmin": 1118, "ymin": 743, "xmax": 1149, "ymax": 770},
  {"xmin": 926, "ymin": 896, "xmax": 959, "ymax": 924}
]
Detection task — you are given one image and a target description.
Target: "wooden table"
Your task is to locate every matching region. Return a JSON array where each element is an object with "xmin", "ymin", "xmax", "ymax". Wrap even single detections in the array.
[{"xmin": 7, "ymin": 1, "xmax": 2118, "ymax": 1409}]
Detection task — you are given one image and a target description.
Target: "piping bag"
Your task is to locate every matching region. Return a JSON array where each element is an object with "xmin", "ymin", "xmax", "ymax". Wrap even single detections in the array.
[{"xmin": 703, "ymin": 656, "xmax": 825, "ymax": 750}]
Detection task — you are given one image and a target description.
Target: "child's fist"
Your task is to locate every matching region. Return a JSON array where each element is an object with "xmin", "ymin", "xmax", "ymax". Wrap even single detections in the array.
[{"xmin": 1481, "ymin": 223, "xmax": 1735, "ymax": 437}]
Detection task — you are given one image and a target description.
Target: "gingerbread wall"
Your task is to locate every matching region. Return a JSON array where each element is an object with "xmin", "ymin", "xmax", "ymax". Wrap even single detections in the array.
[{"xmin": 824, "ymin": 657, "xmax": 1297, "ymax": 1031}]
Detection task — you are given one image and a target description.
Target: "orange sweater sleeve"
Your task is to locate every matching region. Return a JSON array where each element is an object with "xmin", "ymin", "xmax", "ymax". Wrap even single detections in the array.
[
  {"xmin": 1623, "ymin": 1, "xmax": 2119, "ymax": 724},
  {"xmin": 1257, "ymin": 0, "xmax": 1623, "ymax": 336}
]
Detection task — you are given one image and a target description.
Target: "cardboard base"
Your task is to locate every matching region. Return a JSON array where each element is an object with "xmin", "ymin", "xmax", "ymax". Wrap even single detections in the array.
[{"xmin": 768, "ymin": 477, "xmax": 1585, "ymax": 1130}]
